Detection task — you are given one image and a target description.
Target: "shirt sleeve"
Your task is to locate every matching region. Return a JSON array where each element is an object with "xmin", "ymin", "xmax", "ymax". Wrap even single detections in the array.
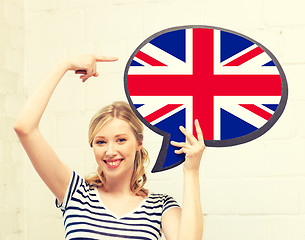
[
  {"xmin": 55, "ymin": 171, "xmax": 80, "ymax": 212},
  {"xmin": 162, "ymin": 194, "xmax": 181, "ymax": 215}
]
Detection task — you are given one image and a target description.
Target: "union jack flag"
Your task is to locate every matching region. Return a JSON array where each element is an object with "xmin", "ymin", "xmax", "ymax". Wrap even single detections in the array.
[{"xmin": 125, "ymin": 27, "xmax": 287, "ymax": 172}]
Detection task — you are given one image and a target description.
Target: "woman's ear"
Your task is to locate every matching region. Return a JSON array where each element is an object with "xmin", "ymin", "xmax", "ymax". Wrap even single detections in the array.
[{"xmin": 137, "ymin": 142, "xmax": 143, "ymax": 151}]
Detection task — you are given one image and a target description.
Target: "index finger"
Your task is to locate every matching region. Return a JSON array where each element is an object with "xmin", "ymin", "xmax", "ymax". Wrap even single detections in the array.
[
  {"xmin": 95, "ymin": 55, "xmax": 118, "ymax": 62},
  {"xmin": 195, "ymin": 119, "xmax": 204, "ymax": 143},
  {"xmin": 179, "ymin": 126, "xmax": 197, "ymax": 145}
]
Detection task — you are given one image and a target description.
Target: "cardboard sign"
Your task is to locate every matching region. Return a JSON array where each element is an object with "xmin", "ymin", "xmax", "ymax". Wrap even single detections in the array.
[{"xmin": 124, "ymin": 26, "xmax": 288, "ymax": 173}]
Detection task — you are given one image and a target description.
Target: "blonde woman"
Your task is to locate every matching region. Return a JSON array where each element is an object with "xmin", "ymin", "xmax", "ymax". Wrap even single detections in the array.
[{"xmin": 14, "ymin": 54, "xmax": 204, "ymax": 240}]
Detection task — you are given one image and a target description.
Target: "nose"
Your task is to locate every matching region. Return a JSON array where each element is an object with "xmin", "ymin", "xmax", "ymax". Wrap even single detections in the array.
[{"xmin": 105, "ymin": 143, "xmax": 117, "ymax": 157}]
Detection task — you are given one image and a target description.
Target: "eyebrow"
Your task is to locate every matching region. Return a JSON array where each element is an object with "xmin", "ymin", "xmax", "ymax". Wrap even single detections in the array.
[
  {"xmin": 94, "ymin": 134, "xmax": 128, "ymax": 139},
  {"xmin": 94, "ymin": 136, "xmax": 105, "ymax": 139}
]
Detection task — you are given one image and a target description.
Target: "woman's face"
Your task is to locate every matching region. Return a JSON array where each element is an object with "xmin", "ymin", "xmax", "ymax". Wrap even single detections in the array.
[{"xmin": 92, "ymin": 118, "xmax": 141, "ymax": 181}]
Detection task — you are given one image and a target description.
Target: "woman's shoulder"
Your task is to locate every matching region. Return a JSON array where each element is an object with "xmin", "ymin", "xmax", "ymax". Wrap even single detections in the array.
[
  {"xmin": 147, "ymin": 192, "xmax": 178, "ymax": 204},
  {"xmin": 148, "ymin": 192, "xmax": 170, "ymax": 198},
  {"xmin": 67, "ymin": 171, "xmax": 95, "ymax": 195},
  {"xmin": 145, "ymin": 192, "xmax": 181, "ymax": 213},
  {"xmin": 148, "ymin": 191, "xmax": 177, "ymax": 197}
]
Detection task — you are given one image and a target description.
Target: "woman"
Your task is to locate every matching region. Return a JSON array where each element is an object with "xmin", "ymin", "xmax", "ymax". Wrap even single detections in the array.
[{"xmin": 14, "ymin": 54, "xmax": 204, "ymax": 240}]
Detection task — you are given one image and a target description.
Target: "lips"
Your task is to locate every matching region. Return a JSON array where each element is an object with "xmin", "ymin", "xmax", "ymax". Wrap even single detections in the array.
[{"xmin": 103, "ymin": 159, "xmax": 123, "ymax": 169}]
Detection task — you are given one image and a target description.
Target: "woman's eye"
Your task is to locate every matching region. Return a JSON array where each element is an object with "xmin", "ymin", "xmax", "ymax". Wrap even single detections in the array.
[
  {"xmin": 117, "ymin": 138, "xmax": 126, "ymax": 143},
  {"xmin": 96, "ymin": 140, "xmax": 106, "ymax": 145}
]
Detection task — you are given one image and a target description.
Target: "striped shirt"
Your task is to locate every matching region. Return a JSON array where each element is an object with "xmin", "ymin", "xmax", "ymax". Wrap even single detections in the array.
[{"xmin": 56, "ymin": 171, "xmax": 180, "ymax": 240}]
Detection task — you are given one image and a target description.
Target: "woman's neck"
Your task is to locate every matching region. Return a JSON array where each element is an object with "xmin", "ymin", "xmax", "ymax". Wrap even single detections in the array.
[{"xmin": 102, "ymin": 175, "xmax": 133, "ymax": 196}]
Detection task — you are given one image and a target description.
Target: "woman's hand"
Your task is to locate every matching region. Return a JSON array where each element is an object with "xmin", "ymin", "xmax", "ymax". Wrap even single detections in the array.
[
  {"xmin": 165, "ymin": 119, "xmax": 204, "ymax": 240},
  {"xmin": 63, "ymin": 54, "xmax": 118, "ymax": 82},
  {"xmin": 170, "ymin": 119, "xmax": 205, "ymax": 172}
]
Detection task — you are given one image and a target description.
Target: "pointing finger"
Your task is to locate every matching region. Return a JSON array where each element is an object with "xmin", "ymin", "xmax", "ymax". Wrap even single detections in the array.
[{"xmin": 95, "ymin": 55, "xmax": 118, "ymax": 62}]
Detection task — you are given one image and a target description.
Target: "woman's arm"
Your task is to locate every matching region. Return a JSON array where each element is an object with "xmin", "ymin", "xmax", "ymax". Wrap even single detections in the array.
[
  {"xmin": 14, "ymin": 54, "xmax": 118, "ymax": 203},
  {"xmin": 162, "ymin": 119, "xmax": 205, "ymax": 240}
]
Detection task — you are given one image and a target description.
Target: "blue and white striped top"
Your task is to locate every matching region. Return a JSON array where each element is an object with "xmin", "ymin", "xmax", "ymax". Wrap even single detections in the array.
[{"xmin": 56, "ymin": 171, "xmax": 180, "ymax": 240}]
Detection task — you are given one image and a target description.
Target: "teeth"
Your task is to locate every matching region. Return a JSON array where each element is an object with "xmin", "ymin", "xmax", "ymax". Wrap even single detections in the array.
[{"xmin": 107, "ymin": 160, "xmax": 121, "ymax": 166}]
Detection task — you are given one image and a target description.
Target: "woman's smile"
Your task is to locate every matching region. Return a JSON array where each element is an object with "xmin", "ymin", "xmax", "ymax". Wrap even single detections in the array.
[{"xmin": 103, "ymin": 158, "xmax": 124, "ymax": 168}]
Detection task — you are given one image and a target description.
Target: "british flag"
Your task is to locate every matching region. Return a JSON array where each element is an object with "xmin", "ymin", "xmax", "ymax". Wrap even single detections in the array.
[{"xmin": 124, "ymin": 26, "xmax": 287, "ymax": 172}]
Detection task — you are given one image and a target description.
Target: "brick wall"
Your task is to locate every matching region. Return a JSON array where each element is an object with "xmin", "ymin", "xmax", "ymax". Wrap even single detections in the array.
[
  {"xmin": 1, "ymin": 0, "xmax": 305, "ymax": 239},
  {"xmin": 0, "ymin": 0, "xmax": 26, "ymax": 239}
]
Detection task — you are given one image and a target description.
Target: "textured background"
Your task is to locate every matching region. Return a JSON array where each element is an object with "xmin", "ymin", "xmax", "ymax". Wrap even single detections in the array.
[{"xmin": 1, "ymin": 0, "xmax": 305, "ymax": 239}]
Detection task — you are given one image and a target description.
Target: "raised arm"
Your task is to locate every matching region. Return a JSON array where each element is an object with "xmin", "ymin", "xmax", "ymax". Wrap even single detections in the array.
[
  {"xmin": 162, "ymin": 119, "xmax": 205, "ymax": 240},
  {"xmin": 14, "ymin": 54, "xmax": 118, "ymax": 203}
]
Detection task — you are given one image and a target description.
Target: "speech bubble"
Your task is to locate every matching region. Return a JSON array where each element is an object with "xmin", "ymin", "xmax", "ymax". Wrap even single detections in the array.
[{"xmin": 124, "ymin": 25, "xmax": 288, "ymax": 173}]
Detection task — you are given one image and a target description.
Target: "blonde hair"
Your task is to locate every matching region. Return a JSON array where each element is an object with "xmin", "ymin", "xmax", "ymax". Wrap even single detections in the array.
[{"xmin": 85, "ymin": 101, "xmax": 149, "ymax": 197}]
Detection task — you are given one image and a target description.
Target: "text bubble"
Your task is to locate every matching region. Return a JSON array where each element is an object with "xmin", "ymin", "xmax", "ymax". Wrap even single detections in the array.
[{"xmin": 124, "ymin": 25, "xmax": 288, "ymax": 173}]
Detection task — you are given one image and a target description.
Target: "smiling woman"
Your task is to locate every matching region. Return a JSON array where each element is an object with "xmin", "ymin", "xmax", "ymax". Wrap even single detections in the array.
[
  {"xmin": 13, "ymin": 54, "xmax": 204, "ymax": 240},
  {"xmin": 56, "ymin": 102, "xmax": 182, "ymax": 239},
  {"xmin": 86, "ymin": 101, "xmax": 149, "ymax": 196}
]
